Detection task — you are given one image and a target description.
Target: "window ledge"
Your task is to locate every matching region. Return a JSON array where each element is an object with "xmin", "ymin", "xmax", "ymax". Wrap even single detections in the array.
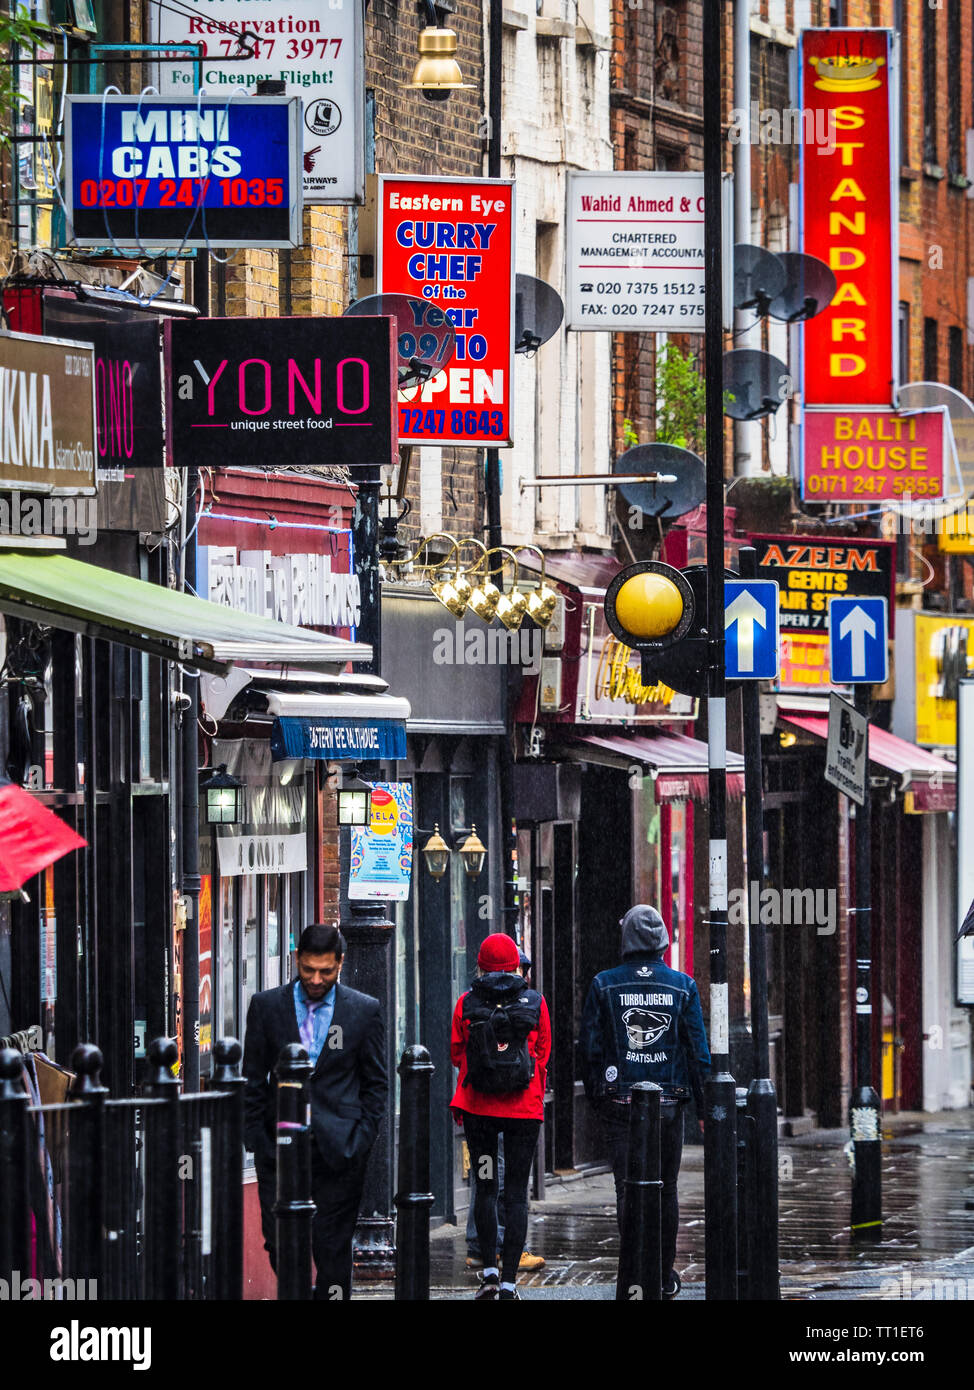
[
  {"xmin": 899, "ymin": 166, "xmax": 922, "ymax": 182},
  {"xmin": 922, "ymin": 163, "xmax": 945, "ymax": 181},
  {"xmin": 502, "ymin": 9, "xmax": 529, "ymax": 31},
  {"xmin": 535, "ymin": 16, "xmax": 574, "ymax": 39},
  {"xmin": 948, "ymin": 171, "xmax": 971, "ymax": 189},
  {"xmin": 575, "ymin": 25, "xmax": 610, "ymax": 51}
]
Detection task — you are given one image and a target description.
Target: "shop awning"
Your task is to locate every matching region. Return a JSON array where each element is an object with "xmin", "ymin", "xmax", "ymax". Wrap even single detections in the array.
[
  {"xmin": 270, "ymin": 694, "xmax": 409, "ymax": 761},
  {"xmin": 0, "ymin": 551, "xmax": 369, "ymax": 675},
  {"xmin": 562, "ymin": 732, "xmax": 746, "ymax": 804},
  {"xmin": 781, "ymin": 715, "xmax": 956, "ymax": 812}
]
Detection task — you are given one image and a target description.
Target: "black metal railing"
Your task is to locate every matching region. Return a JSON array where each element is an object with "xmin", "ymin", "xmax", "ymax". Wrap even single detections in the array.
[{"xmin": 0, "ymin": 1035, "xmax": 244, "ymax": 1301}]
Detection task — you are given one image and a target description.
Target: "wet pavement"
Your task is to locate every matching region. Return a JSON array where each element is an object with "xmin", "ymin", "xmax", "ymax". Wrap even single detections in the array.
[{"xmin": 357, "ymin": 1108, "xmax": 974, "ymax": 1300}]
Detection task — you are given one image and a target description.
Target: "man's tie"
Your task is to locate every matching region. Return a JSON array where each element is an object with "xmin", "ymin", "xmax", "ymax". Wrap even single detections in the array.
[{"xmin": 301, "ymin": 999, "xmax": 321, "ymax": 1056}]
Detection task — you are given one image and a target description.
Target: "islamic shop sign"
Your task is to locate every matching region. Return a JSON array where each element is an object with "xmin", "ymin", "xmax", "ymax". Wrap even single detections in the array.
[
  {"xmin": 153, "ymin": 0, "xmax": 364, "ymax": 204},
  {"xmin": 166, "ymin": 316, "xmax": 397, "ymax": 469},
  {"xmin": 799, "ymin": 28, "xmax": 896, "ymax": 406},
  {"xmin": 802, "ymin": 408, "xmax": 950, "ymax": 504},
  {"xmin": 65, "ymin": 96, "xmax": 302, "ymax": 249},
  {"xmin": 377, "ymin": 177, "xmax": 515, "ymax": 446}
]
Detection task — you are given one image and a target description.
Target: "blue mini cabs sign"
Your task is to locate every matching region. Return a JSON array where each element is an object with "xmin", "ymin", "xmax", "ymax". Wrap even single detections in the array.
[{"xmin": 64, "ymin": 95, "xmax": 303, "ymax": 249}]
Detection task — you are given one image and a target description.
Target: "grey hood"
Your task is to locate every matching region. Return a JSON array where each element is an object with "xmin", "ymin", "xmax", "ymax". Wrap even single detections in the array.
[{"xmin": 620, "ymin": 904, "xmax": 669, "ymax": 957}]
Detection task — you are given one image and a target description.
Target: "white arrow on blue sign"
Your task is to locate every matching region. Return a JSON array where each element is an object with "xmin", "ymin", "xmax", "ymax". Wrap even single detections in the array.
[
  {"xmin": 725, "ymin": 580, "xmax": 780, "ymax": 679},
  {"xmin": 828, "ymin": 596, "xmax": 888, "ymax": 684}
]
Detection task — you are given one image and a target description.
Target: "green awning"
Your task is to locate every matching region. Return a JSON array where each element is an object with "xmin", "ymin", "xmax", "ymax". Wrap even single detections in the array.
[{"xmin": 0, "ymin": 551, "xmax": 369, "ymax": 674}]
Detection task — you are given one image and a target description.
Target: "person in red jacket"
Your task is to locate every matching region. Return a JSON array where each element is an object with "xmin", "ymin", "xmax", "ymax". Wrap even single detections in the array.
[{"xmin": 451, "ymin": 932, "xmax": 551, "ymax": 1301}]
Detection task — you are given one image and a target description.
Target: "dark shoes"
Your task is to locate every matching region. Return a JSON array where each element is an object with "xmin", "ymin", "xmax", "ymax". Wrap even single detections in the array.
[
  {"xmin": 498, "ymin": 1286, "xmax": 521, "ymax": 1300},
  {"xmin": 663, "ymin": 1270, "xmax": 681, "ymax": 1300},
  {"xmin": 475, "ymin": 1273, "xmax": 499, "ymax": 1300}
]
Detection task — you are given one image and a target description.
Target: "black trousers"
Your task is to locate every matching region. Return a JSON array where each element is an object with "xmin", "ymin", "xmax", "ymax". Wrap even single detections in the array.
[
  {"xmin": 462, "ymin": 1113, "xmax": 541, "ymax": 1284},
  {"xmin": 255, "ymin": 1141, "xmax": 367, "ymax": 1301},
  {"xmin": 600, "ymin": 1098, "xmax": 685, "ymax": 1279}
]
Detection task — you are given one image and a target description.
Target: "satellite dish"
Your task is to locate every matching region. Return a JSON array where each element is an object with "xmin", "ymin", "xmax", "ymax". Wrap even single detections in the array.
[
  {"xmin": 613, "ymin": 443, "xmax": 705, "ymax": 520},
  {"xmin": 733, "ymin": 244, "xmax": 787, "ymax": 315},
  {"xmin": 344, "ymin": 293, "xmax": 456, "ymax": 390},
  {"xmin": 514, "ymin": 274, "xmax": 564, "ymax": 355},
  {"xmin": 723, "ymin": 350, "xmax": 791, "ymax": 420},
  {"xmin": 766, "ymin": 252, "xmax": 836, "ymax": 322}
]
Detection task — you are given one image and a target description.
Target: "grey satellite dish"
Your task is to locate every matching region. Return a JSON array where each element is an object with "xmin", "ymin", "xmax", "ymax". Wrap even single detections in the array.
[
  {"xmin": 723, "ymin": 350, "xmax": 791, "ymax": 421},
  {"xmin": 613, "ymin": 443, "xmax": 706, "ymax": 520},
  {"xmin": 733, "ymin": 244, "xmax": 787, "ymax": 316},
  {"xmin": 344, "ymin": 293, "xmax": 456, "ymax": 389},
  {"xmin": 766, "ymin": 252, "xmax": 836, "ymax": 322},
  {"xmin": 891, "ymin": 381, "xmax": 974, "ymax": 517},
  {"xmin": 514, "ymin": 274, "xmax": 564, "ymax": 355}
]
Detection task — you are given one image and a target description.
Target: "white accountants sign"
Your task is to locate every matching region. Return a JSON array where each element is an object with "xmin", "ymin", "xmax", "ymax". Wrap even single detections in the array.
[
  {"xmin": 566, "ymin": 172, "xmax": 732, "ymax": 332},
  {"xmin": 154, "ymin": 0, "xmax": 364, "ymax": 204}
]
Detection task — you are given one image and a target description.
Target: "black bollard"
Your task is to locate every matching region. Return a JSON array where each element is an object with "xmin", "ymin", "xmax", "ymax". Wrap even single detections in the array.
[
  {"xmin": 0, "ymin": 1049, "xmax": 30, "ymax": 1282},
  {"xmin": 65, "ymin": 1044, "xmax": 109, "ymax": 1291},
  {"xmin": 745, "ymin": 1077, "xmax": 780, "ymax": 1299},
  {"xmin": 615, "ymin": 1082, "xmax": 663, "ymax": 1302},
  {"xmin": 394, "ymin": 1045, "xmax": 435, "ymax": 1301},
  {"xmin": 211, "ymin": 1038, "xmax": 246, "ymax": 1300},
  {"xmin": 735, "ymin": 1087, "xmax": 749, "ymax": 1300},
  {"xmin": 274, "ymin": 1044, "xmax": 315, "ymax": 1300},
  {"xmin": 145, "ymin": 1037, "xmax": 182, "ymax": 1299}
]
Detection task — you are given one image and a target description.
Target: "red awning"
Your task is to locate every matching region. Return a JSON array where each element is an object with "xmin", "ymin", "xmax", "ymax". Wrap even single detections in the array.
[
  {"xmin": 781, "ymin": 715, "xmax": 956, "ymax": 813},
  {"xmin": 564, "ymin": 732, "xmax": 746, "ymax": 804},
  {"xmin": 0, "ymin": 781, "xmax": 87, "ymax": 892}
]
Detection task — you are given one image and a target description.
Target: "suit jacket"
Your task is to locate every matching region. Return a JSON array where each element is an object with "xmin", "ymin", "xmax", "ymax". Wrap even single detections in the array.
[{"xmin": 243, "ymin": 980, "xmax": 388, "ymax": 1176}]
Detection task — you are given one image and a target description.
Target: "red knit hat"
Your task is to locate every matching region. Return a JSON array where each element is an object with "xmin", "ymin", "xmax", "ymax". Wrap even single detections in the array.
[{"xmin": 477, "ymin": 933, "xmax": 520, "ymax": 973}]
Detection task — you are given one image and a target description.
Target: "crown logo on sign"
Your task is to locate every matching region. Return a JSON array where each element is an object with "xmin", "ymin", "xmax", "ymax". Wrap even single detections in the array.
[{"xmin": 809, "ymin": 54, "xmax": 884, "ymax": 92}]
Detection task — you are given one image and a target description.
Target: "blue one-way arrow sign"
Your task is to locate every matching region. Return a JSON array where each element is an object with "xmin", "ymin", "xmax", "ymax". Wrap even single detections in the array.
[
  {"xmin": 828, "ymin": 596, "xmax": 888, "ymax": 684},
  {"xmin": 725, "ymin": 579, "xmax": 779, "ymax": 679}
]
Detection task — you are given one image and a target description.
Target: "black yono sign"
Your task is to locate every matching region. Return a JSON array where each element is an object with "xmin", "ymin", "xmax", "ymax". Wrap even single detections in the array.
[
  {"xmin": 42, "ymin": 296, "xmax": 163, "ymax": 471},
  {"xmin": 166, "ymin": 316, "xmax": 398, "ymax": 471}
]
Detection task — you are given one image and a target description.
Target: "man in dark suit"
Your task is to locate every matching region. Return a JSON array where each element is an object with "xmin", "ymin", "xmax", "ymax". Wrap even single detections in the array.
[{"xmin": 243, "ymin": 922, "xmax": 387, "ymax": 1300}]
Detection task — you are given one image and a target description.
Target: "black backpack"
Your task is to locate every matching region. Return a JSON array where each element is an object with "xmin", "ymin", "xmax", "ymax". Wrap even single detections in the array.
[{"xmin": 462, "ymin": 976, "xmax": 542, "ymax": 1094}]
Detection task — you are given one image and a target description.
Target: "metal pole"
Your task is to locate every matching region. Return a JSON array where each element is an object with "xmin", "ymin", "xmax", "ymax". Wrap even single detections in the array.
[
  {"xmin": 145, "ymin": 1037, "xmax": 182, "ymax": 1300},
  {"xmin": 739, "ymin": 546, "xmax": 779, "ymax": 1299},
  {"xmin": 702, "ymin": 0, "xmax": 738, "ymax": 1303},
  {"xmin": 0, "ymin": 1049, "xmax": 30, "ymax": 1281},
  {"xmin": 851, "ymin": 684, "xmax": 882, "ymax": 1240},
  {"xmin": 394, "ymin": 1045, "xmax": 436, "ymax": 1300},
  {"xmin": 274, "ymin": 1044, "xmax": 315, "ymax": 1300},
  {"xmin": 733, "ymin": 0, "xmax": 761, "ymax": 478},
  {"xmin": 615, "ymin": 1082, "xmax": 663, "ymax": 1302},
  {"xmin": 212, "ymin": 1037, "xmax": 246, "ymax": 1299}
]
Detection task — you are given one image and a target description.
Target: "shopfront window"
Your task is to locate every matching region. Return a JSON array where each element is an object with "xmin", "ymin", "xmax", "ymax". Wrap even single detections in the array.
[
  {"xmin": 220, "ymin": 878, "xmax": 237, "ymax": 1043},
  {"xmin": 632, "ymin": 778, "xmax": 662, "ymax": 908}
]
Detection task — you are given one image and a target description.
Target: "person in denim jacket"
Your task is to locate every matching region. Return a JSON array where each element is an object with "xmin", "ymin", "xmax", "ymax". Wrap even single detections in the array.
[{"xmin": 578, "ymin": 904, "xmax": 710, "ymax": 1298}]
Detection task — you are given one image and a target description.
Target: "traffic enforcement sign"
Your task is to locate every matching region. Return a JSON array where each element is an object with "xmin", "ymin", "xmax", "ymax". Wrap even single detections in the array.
[
  {"xmin": 824, "ymin": 692, "xmax": 868, "ymax": 806},
  {"xmin": 724, "ymin": 580, "xmax": 779, "ymax": 679},
  {"xmin": 828, "ymin": 596, "xmax": 888, "ymax": 684}
]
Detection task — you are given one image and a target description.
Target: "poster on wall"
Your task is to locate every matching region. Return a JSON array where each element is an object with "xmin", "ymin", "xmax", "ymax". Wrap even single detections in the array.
[
  {"xmin": 153, "ymin": 0, "xmax": 365, "ymax": 204},
  {"xmin": 348, "ymin": 782, "xmax": 413, "ymax": 901}
]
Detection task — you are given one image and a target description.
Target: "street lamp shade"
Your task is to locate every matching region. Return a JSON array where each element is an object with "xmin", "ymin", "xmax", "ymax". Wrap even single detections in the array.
[
  {"xmin": 405, "ymin": 26, "xmax": 475, "ymax": 99},
  {"xmin": 201, "ymin": 764, "xmax": 243, "ymax": 826},
  {"xmin": 422, "ymin": 824, "xmax": 451, "ymax": 880},
  {"xmin": 337, "ymin": 769, "xmax": 373, "ymax": 827},
  {"xmin": 458, "ymin": 825, "xmax": 487, "ymax": 879}
]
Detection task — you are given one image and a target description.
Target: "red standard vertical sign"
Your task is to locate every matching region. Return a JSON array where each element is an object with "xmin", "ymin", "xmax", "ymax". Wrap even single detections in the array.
[
  {"xmin": 377, "ymin": 176, "xmax": 515, "ymax": 445},
  {"xmin": 800, "ymin": 28, "xmax": 895, "ymax": 406}
]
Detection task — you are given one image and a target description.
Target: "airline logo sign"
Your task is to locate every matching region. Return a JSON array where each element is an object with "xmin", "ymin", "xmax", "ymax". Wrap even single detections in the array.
[
  {"xmin": 376, "ymin": 177, "xmax": 515, "ymax": 446},
  {"xmin": 799, "ymin": 28, "xmax": 895, "ymax": 406}
]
